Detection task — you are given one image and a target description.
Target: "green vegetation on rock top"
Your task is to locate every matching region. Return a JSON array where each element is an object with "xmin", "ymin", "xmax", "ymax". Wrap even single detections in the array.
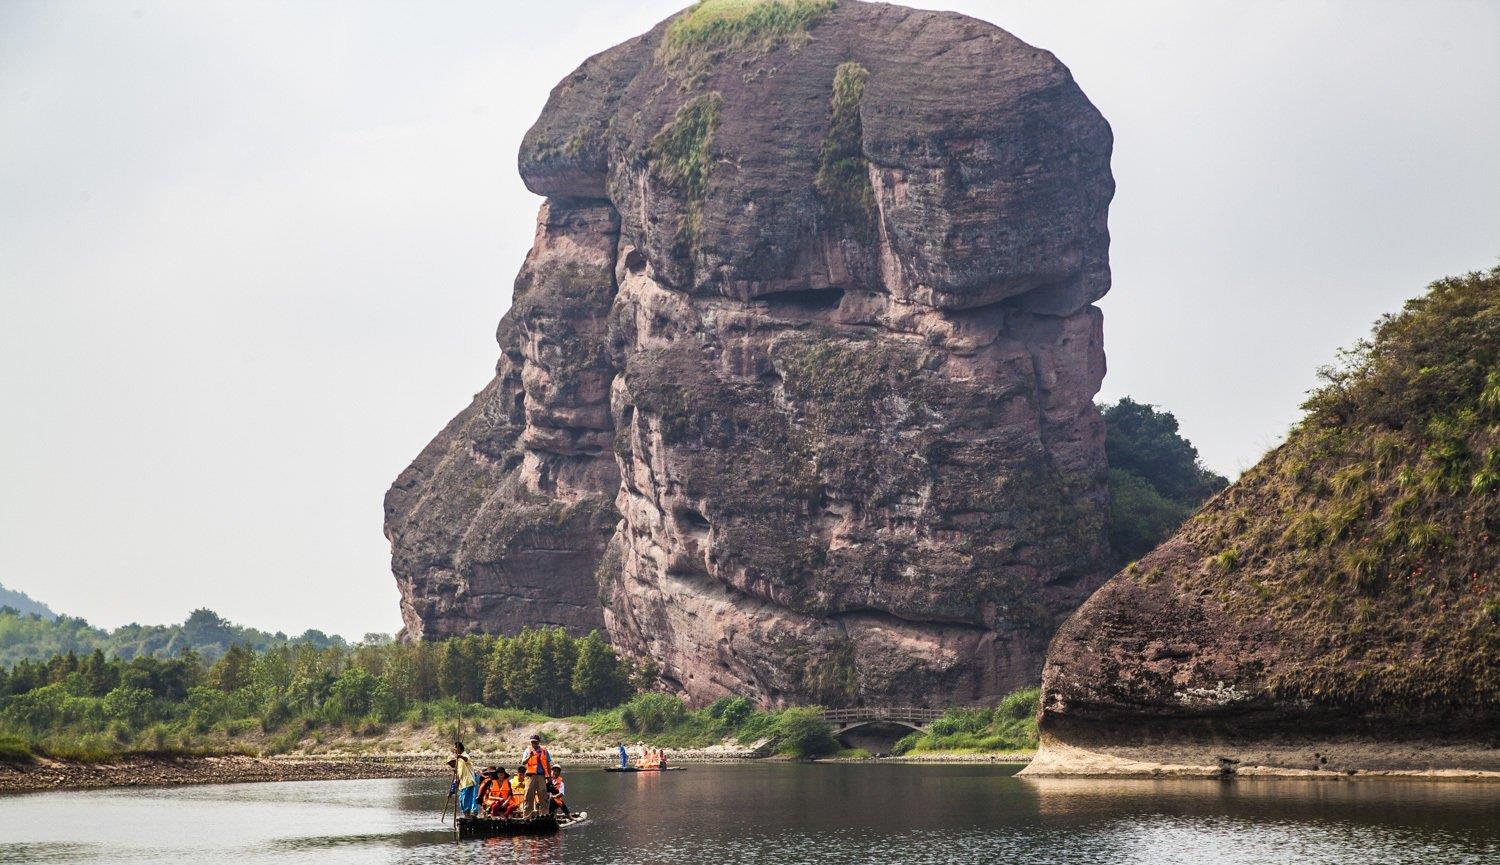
[{"xmin": 660, "ymin": 0, "xmax": 837, "ymax": 72}]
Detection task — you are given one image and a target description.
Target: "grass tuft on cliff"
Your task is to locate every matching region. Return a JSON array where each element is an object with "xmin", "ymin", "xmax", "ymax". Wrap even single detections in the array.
[
  {"xmin": 1137, "ymin": 264, "xmax": 1499, "ymax": 713},
  {"xmin": 660, "ymin": 0, "xmax": 837, "ymax": 77}
]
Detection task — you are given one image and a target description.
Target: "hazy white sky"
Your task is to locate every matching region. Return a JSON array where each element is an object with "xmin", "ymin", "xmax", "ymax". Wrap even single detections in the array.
[{"xmin": 2, "ymin": 1, "xmax": 1497, "ymax": 639}]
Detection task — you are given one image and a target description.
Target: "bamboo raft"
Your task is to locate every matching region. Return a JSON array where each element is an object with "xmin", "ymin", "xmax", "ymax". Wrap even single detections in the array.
[
  {"xmin": 603, "ymin": 765, "xmax": 686, "ymax": 773},
  {"xmin": 455, "ymin": 812, "xmax": 589, "ymax": 838}
]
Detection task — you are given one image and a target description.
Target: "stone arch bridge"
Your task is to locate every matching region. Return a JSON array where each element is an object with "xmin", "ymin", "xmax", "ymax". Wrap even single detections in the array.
[{"xmin": 820, "ymin": 707, "xmax": 946, "ymax": 737}]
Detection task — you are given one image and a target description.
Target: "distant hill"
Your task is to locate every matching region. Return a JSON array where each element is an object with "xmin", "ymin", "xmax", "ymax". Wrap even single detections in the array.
[
  {"xmin": 0, "ymin": 583, "xmax": 56, "ymax": 621},
  {"xmin": 0, "ymin": 606, "xmax": 350, "ymax": 667}
]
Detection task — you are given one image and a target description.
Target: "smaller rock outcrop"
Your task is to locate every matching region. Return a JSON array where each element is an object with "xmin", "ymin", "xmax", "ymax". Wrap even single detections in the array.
[{"xmin": 1028, "ymin": 266, "xmax": 1500, "ymax": 777}]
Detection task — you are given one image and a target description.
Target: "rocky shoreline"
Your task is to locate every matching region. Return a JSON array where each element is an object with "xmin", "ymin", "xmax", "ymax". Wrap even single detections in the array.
[
  {"xmin": 0, "ymin": 754, "xmax": 446, "ymax": 794},
  {"xmin": 0, "ymin": 744, "xmax": 771, "ymax": 794},
  {"xmin": 8, "ymin": 743, "xmax": 1495, "ymax": 794},
  {"xmin": 0, "ymin": 748, "xmax": 1040, "ymax": 794}
]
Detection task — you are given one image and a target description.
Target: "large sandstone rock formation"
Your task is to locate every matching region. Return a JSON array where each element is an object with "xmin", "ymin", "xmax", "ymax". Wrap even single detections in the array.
[
  {"xmin": 1029, "ymin": 267, "xmax": 1500, "ymax": 776},
  {"xmin": 385, "ymin": 0, "xmax": 1116, "ymax": 706}
]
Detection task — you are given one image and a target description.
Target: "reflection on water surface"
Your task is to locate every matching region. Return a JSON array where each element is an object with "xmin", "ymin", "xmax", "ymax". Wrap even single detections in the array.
[{"xmin": 1, "ymin": 764, "xmax": 1495, "ymax": 864}]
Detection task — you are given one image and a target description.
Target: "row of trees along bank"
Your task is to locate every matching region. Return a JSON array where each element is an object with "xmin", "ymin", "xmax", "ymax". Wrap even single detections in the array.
[{"xmin": 0, "ymin": 622, "xmax": 636, "ymax": 761}]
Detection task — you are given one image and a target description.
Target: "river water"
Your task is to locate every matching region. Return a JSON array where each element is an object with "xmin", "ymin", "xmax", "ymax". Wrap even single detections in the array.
[{"xmin": 2, "ymin": 764, "xmax": 1497, "ymax": 864}]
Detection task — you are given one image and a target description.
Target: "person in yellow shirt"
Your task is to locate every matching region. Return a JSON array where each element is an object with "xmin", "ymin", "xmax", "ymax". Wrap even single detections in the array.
[
  {"xmin": 448, "ymin": 742, "xmax": 478, "ymax": 818},
  {"xmin": 512, "ymin": 764, "xmax": 528, "ymax": 810}
]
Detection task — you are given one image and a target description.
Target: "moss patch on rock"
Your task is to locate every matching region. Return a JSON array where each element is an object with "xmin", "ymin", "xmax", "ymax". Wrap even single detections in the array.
[
  {"xmin": 814, "ymin": 61, "xmax": 875, "ymax": 234},
  {"xmin": 646, "ymin": 92, "xmax": 723, "ymax": 257}
]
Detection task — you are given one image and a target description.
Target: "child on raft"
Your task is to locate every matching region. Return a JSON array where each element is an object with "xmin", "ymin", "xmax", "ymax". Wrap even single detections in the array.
[{"xmin": 547, "ymin": 765, "xmax": 570, "ymax": 817}]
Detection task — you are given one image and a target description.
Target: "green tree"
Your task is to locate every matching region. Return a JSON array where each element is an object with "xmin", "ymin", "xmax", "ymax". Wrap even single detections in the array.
[
  {"xmin": 438, "ymin": 637, "xmax": 485, "ymax": 704},
  {"xmin": 1103, "ymin": 398, "xmax": 1226, "ymax": 502},
  {"xmin": 537, "ymin": 628, "xmax": 579, "ymax": 716},
  {"xmin": 412, "ymin": 641, "xmax": 441, "ymax": 702},
  {"xmin": 79, "ymin": 648, "xmax": 118, "ymax": 697},
  {"xmin": 208, "ymin": 644, "xmax": 254, "ymax": 692},
  {"xmin": 619, "ymin": 692, "xmax": 687, "ymax": 734},
  {"xmin": 570, "ymin": 631, "xmax": 632, "ymax": 712},
  {"xmin": 771, "ymin": 707, "xmax": 839, "ymax": 758},
  {"xmin": 381, "ymin": 643, "xmax": 416, "ymax": 708},
  {"xmin": 481, "ymin": 636, "xmax": 514, "ymax": 708},
  {"xmin": 186, "ymin": 685, "xmax": 234, "ymax": 731},
  {"xmin": 1102, "ymin": 397, "xmax": 1228, "ymax": 563},
  {"xmin": 101, "ymin": 686, "xmax": 155, "ymax": 728},
  {"xmin": 325, "ymin": 666, "xmax": 396, "ymax": 722},
  {"xmin": 500, "ymin": 630, "xmax": 546, "ymax": 711}
]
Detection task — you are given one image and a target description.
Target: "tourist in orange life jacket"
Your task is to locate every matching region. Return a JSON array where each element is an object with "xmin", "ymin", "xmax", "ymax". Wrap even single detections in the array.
[
  {"xmin": 547, "ymin": 765, "xmax": 570, "ymax": 817},
  {"xmin": 521, "ymin": 734, "xmax": 553, "ymax": 818},
  {"xmin": 478, "ymin": 767, "xmax": 516, "ymax": 819}
]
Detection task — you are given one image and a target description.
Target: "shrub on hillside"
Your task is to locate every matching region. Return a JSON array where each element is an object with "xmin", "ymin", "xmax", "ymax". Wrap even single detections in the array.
[
  {"xmin": 771, "ymin": 707, "xmax": 839, "ymax": 758},
  {"xmin": 620, "ymin": 692, "xmax": 688, "ymax": 734}
]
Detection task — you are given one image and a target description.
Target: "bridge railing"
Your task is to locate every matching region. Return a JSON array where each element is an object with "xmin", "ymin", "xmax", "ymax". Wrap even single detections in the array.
[{"xmin": 820, "ymin": 707, "xmax": 947, "ymax": 726}]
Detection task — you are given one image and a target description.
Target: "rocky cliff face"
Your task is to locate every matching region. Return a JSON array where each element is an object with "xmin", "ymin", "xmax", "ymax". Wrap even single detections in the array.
[
  {"xmin": 385, "ymin": 0, "xmax": 1115, "ymax": 706},
  {"xmin": 1029, "ymin": 267, "xmax": 1500, "ymax": 776}
]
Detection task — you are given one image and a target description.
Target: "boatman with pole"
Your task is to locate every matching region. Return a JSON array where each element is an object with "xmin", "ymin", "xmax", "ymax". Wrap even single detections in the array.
[
  {"xmin": 448, "ymin": 741, "xmax": 478, "ymax": 819},
  {"xmin": 521, "ymin": 734, "xmax": 553, "ymax": 819}
]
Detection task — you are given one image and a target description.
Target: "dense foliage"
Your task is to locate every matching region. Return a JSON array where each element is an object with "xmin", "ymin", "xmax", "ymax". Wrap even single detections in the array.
[
  {"xmin": 0, "ymin": 624, "xmax": 634, "ymax": 761},
  {"xmin": 588, "ymin": 693, "xmax": 839, "ymax": 758},
  {"xmin": 1102, "ymin": 398, "xmax": 1228, "ymax": 564},
  {"xmin": 892, "ymin": 687, "xmax": 1039, "ymax": 755},
  {"xmin": 0, "ymin": 607, "xmax": 344, "ymax": 667}
]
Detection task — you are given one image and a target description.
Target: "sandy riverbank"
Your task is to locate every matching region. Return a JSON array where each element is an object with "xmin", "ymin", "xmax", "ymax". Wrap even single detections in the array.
[
  {"xmin": 815, "ymin": 751, "xmax": 1033, "ymax": 765},
  {"xmin": 1019, "ymin": 735, "xmax": 1500, "ymax": 781}
]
